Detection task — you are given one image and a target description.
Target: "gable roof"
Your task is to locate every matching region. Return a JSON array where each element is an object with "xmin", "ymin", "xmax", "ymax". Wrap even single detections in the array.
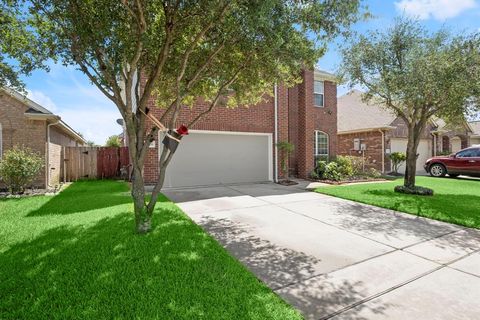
[
  {"xmin": 470, "ymin": 121, "xmax": 480, "ymax": 136},
  {"xmin": 1, "ymin": 87, "xmax": 86, "ymax": 144},
  {"xmin": 337, "ymin": 90, "xmax": 397, "ymax": 133}
]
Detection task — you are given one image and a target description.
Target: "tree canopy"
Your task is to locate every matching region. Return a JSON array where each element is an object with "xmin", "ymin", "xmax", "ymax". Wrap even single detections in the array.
[
  {"xmin": 16, "ymin": 0, "xmax": 363, "ymax": 232},
  {"xmin": 0, "ymin": 1, "xmax": 48, "ymax": 90},
  {"xmin": 340, "ymin": 18, "xmax": 480, "ymax": 191}
]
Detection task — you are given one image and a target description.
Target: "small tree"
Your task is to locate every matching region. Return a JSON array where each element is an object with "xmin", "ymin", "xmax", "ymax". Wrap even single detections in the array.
[
  {"xmin": 389, "ymin": 152, "xmax": 407, "ymax": 175},
  {"xmin": 340, "ymin": 17, "xmax": 480, "ymax": 193},
  {"xmin": 276, "ymin": 141, "xmax": 294, "ymax": 182},
  {"xmin": 105, "ymin": 135, "xmax": 121, "ymax": 147},
  {"xmin": 0, "ymin": 146, "xmax": 44, "ymax": 194}
]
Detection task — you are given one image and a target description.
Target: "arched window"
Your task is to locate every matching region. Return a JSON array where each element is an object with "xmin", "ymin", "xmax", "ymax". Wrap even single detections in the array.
[{"xmin": 314, "ymin": 131, "xmax": 328, "ymax": 160}]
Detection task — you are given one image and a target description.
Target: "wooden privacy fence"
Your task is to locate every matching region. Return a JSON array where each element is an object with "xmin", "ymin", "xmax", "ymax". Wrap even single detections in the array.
[{"xmin": 63, "ymin": 146, "xmax": 130, "ymax": 182}]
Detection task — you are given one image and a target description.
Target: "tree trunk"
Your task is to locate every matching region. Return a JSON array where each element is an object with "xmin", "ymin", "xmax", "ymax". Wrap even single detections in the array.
[
  {"xmin": 131, "ymin": 161, "xmax": 151, "ymax": 233},
  {"xmin": 404, "ymin": 125, "xmax": 421, "ymax": 188}
]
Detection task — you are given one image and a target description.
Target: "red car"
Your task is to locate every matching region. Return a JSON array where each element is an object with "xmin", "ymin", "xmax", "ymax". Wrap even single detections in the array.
[{"xmin": 424, "ymin": 146, "xmax": 480, "ymax": 178}]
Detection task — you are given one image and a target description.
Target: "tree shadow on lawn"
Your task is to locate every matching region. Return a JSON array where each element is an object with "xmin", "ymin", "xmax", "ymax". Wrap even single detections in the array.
[
  {"xmin": 363, "ymin": 189, "xmax": 480, "ymax": 229},
  {"xmin": 0, "ymin": 208, "xmax": 303, "ymax": 320},
  {"xmin": 27, "ymin": 180, "xmax": 132, "ymax": 216}
]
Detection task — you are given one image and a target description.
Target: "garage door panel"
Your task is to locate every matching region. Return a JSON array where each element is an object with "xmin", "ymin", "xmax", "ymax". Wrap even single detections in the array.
[
  {"xmin": 163, "ymin": 132, "xmax": 271, "ymax": 187},
  {"xmin": 390, "ymin": 138, "xmax": 431, "ymax": 174}
]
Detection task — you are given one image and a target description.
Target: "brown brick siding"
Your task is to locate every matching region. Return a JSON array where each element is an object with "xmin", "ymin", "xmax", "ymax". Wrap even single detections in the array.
[
  {"xmin": 337, "ymin": 131, "xmax": 387, "ymax": 172},
  {"xmin": 0, "ymin": 93, "xmax": 47, "ymax": 187},
  {"xmin": 48, "ymin": 143, "xmax": 63, "ymax": 186},
  {"xmin": 0, "ymin": 92, "xmax": 80, "ymax": 188},
  {"xmin": 144, "ymin": 69, "xmax": 338, "ymax": 183}
]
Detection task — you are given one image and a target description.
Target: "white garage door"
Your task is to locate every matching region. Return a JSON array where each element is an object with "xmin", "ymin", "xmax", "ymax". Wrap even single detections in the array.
[
  {"xmin": 390, "ymin": 138, "xmax": 431, "ymax": 174},
  {"xmin": 162, "ymin": 130, "xmax": 272, "ymax": 188}
]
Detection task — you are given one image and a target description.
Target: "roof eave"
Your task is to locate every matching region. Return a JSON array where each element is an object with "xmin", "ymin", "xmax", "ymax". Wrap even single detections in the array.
[
  {"xmin": 314, "ymin": 68, "xmax": 337, "ymax": 83},
  {"xmin": 338, "ymin": 126, "xmax": 396, "ymax": 135}
]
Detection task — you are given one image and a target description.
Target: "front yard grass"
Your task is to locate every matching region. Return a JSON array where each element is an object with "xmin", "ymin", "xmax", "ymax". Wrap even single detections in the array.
[
  {"xmin": 0, "ymin": 180, "xmax": 302, "ymax": 320},
  {"xmin": 316, "ymin": 176, "xmax": 480, "ymax": 229}
]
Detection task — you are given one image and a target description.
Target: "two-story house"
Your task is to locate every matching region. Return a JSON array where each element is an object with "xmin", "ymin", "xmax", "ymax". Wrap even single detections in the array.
[{"xmin": 143, "ymin": 68, "xmax": 338, "ymax": 188}]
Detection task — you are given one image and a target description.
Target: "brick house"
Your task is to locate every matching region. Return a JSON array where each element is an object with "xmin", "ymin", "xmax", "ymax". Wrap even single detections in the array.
[
  {"xmin": 337, "ymin": 90, "xmax": 476, "ymax": 173},
  {"xmin": 0, "ymin": 87, "xmax": 86, "ymax": 188},
  {"xmin": 143, "ymin": 68, "xmax": 337, "ymax": 187}
]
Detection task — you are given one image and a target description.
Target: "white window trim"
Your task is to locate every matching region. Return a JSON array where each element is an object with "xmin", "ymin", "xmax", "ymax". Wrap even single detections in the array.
[
  {"xmin": 314, "ymin": 80, "xmax": 324, "ymax": 107},
  {"xmin": 314, "ymin": 130, "xmax": 329, "ymax": 157}
]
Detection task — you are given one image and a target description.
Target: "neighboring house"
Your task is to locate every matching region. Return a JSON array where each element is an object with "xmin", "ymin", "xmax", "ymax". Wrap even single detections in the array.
[
  {"xmin": 143, "ymin": 68, "xmax": 338, "ymax": 188},
  {"xmin": 470, "ymin": 121, "xmax": 480, "ymax": 146},
  {"xmin": 337, "ymin": 90, "xmax": 475, "ymax": 174},
  {"xmin": 0, "ymin": 87, "xmax": 86, "ymax": 188}
]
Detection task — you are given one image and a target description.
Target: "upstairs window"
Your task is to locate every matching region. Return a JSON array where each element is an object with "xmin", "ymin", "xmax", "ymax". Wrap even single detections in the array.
[{"xmin": 314, "ymin": 80, "xmax": 324, "ymax": 107}]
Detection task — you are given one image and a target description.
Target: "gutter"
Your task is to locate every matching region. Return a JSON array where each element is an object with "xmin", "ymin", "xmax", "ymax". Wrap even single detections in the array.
[
  {"xmin": 274, "ymin": 83, "xmax": 278, "ymax": 183},
  {"xmin": 338, "ymin": 126, "xmax": 395, "ymax": 135},
  {"xmin": 378, "ymin": 129, "xmax": 385, "ymax": 173}
]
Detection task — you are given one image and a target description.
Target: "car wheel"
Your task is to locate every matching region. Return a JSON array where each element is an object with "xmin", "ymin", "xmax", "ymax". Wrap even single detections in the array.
[
  {"xmin": 448, "ymin": 174, "xmax": 459, "ymax": 178},
  {"xmin": 429, "ymin": 164, "xmax": 446, "ymax": 177}
]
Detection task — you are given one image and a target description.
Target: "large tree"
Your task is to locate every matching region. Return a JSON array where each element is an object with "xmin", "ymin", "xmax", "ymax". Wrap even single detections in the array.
[
  {"xmin": 1, "ymin": 0, "xmax": 48, "ymax": 90},
  {"xmin": 340, "ymin": 18, "xmax": 480, "ymax": 192},
  {"xmin": 21, "ymin": 0, "xmax": 361, "ymax": 233}
]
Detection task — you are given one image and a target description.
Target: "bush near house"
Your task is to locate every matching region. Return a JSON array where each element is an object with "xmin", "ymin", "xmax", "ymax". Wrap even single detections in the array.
[
  {"xmin": 311, "ymin": 155, "xmax": 382, "ymax": 182},
  {"xmin": 0, "ymin": 146, "xmax": 44, "ymax": 194}
]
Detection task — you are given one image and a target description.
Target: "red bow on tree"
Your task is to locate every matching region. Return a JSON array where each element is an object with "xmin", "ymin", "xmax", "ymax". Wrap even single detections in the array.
[{"xmin": 176, "ymin": 125, "xmax": 189, "ymax": 136}]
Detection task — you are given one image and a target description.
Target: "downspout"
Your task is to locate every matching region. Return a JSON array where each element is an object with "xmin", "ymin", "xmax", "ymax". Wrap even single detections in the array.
[
  {"xmin": 46, "ymin": 120, "xmax": 60, "ymax": 188},
  {"xmin": 274, "ymin": 83, "xmax": 278, "ymax": 183},
  {"xmin": 379, "ymin": 129, "xmax": 385, "ymax": 173}
]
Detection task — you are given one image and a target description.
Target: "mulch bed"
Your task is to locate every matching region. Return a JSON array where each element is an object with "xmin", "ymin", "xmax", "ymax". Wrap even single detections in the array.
[
  {"xmin": 309, "ymin": 177, "xmax": 391, "ymax": 185},
  {"xmin": 276, "ymin": 180, "xmax": 299, "ymax": 186}
]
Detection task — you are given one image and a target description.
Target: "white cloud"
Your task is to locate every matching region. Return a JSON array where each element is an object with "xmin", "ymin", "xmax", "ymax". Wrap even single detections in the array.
[
  {"xmin": 27, "ymin": 89, "xmax": 58, "ymax": 112},
  {"xmin": 395, "ymin": 0, "xmax": 477, "ymax": 20},
  {"xmin": 57, "ymin": 107, "xmax": 122, "ymax": 145}
]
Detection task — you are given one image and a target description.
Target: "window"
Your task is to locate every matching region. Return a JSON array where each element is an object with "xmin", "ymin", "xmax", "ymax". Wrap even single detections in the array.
[
  {"xmin": 314, "ymin": 131, "xmax": 328, "ymax": 160},
  {"xmin": 314, "ymin": 80, "xmax": 324, "ymax": 107},
  {"xmin": 457, "ymin": 148, "xmax": 480, "ymax": 158},
  {"xmin": 0, "ymin": 123, "xmax": 2, "ymax": 159}
]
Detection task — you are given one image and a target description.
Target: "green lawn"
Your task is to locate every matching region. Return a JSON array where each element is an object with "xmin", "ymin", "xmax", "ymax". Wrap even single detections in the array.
[
  {"xmin": 316, "ymin": 176, "xmax": 480, "ymax": 229},
  {"xmin": 0, "ymin": 180, "xmax": 302, "ymax": 320}
]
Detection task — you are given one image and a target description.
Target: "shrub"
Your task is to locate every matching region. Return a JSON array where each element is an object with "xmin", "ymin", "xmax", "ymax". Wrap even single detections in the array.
[
  {"xmin": 394, "ymin": 185, "xmax": 434, "ymax": 196},
  {"xmin": 335, "ymin": 156, "xmax": 354, "ymax": 177},
  {"xmin": 367, "ymin": 167, "xmax": 382, "ymax": 178},
  {"xmin": 313, "ymin": 160, "xmax": 328, "ymax": 179},
  {"xmin": 0, "ymin": 146, "xmax": 44, "ymax": 194},
  {"xmin": 276, "ymin": 141, "xmax": 294, "ymax": 181},
  {"xmin": 389, "ymin": 152, "xmax": 407, "ymax": 174},
  {"xmin": 324, "ymin": 162, "xmax": 342, "ymax": 181}
]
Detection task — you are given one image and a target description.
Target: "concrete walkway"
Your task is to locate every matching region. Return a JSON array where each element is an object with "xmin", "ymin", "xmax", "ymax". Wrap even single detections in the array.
[{"xmin": 163, "ymin": 182, "xmax": 480, "ymax": 320}]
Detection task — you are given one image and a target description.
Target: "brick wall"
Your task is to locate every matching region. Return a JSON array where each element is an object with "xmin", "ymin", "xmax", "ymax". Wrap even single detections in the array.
[
  {"xmin": 337, "ymin": 131, "xmax": 387, "ymax": 172},
  {"xmin": 48, "ymin": 143, "xmax": 63, "ymax": 186},
  {"xmin": 50, "ymin": 127, "xmax": 80, "ymax": 147},
  {"xmin": 0, "ymin": 93, "xmax": 47, "ymax": 187},
  {"xmin": 143, "ymin": 69, "xmax": 338, "ymax": 183},
  {"xmin": 314, "ymin": 80, "xmax": 337, "ymax": 158}
]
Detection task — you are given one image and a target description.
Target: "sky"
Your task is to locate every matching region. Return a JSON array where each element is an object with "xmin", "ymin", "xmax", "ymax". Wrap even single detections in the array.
[{"xmin": 21, "ymin": 0, "xmax": 480, "ymax": 144}]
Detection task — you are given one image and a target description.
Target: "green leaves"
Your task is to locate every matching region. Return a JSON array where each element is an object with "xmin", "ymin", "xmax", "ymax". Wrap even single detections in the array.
[
  {"xmin": 0, "ymin": 1, "xmax": 49, "ymax": 90},
  {"xmin": 340, "ymin": 17, "xmax": 480, "ymax": 123}
]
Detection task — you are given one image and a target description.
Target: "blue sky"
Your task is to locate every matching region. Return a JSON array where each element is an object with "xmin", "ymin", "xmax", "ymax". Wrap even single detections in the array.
[{"xmin": 22, "ymin": 0, "xmax": 480, "ymax": 144}]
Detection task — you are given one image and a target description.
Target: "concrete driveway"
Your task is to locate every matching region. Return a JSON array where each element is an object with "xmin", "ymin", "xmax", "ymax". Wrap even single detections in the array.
[{"xmin": 163, "ymin": 182, "xmax": 480, "ymax": 320}]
